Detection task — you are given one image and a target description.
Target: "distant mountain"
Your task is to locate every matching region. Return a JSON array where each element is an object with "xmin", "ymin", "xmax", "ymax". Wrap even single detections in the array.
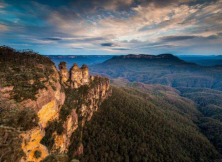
[
  {"xmin": 47, "ymin": 55, "xmax": 113, "ymax": 69},
  {"xmin": 107, "ymin": 54, "xmax": 187, "ymax": 65},
  {"xmin": 179, "ymin": 55, "xmax": 222, "ymax": 66},
  {"xmin": 48, "ymin": 54, "xmax": 222, "ymax": 69},
  {"xmin": 216, "ymin": 55, "xmax": 222, "ymax": 59},
  {"xmin": 91, "ymin": 54, "xmax": 222, "ymax": 90},
  {"xmin": 113, "ymin": 53, "xmax": 180, "ymax": 59}
]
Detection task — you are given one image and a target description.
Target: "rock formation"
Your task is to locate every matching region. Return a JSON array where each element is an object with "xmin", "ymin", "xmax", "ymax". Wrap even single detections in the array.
[
  {"xmin": 81, "ymin": 64, "xmax": 89, "ymax": 85},
  {"xmin": 0, "ymin": 46, "xmax": 111, "ymax": 161},
  {"xmin": 0, "ymin": 54, "xmax": 111, "ymax": 161},
  {"xmin": 59, "ymin": 62, "xmax": 69, "ymax": 82},
  {"xmin": 20, "ymin": 63, "xmax": 110, "ymax": 161},
  {"xmin": 62, "ymin": 63, "xmax": 90, "ymax": 89}
]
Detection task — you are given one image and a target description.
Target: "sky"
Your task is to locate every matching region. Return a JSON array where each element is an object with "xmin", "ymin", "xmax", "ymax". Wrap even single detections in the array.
[{"xmin": 0, "ymin": 0, "xmax": 222, "ymax": 55}]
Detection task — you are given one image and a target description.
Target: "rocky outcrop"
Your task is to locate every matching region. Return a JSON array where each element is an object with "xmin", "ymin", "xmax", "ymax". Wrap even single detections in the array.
[
  {"xmin": 20, "ymin": 62, "xmax": 110, "ymax": 161},
  {"xmin": 52, "ymin": 109, "xmax": 78, "ymax": 153},
  {"xmin": 79, "ymin": 76, "xmax": 110, "ymax": 121},
  {"xmin": 62, "ymin": 63, "xmax": 89, "ymax": 89},
  {"xmin": 59, "ymin": 62, "xmax": 69, "ymax": 83},
  {"xmin": 0, "ymin": 47, "xmax": 111, "ymax": 161},
  {"xmin": 81, "ymin": 64, "xmax": 89, "ymax": 85},
  {"xmin": 47, "ymin": 65, "xmax": 111, "ymax": 158}
]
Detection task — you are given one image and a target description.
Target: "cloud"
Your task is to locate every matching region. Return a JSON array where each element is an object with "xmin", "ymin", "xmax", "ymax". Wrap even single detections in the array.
[
  {"xmin": 71, "ymin": 47, "xmax": 84, "ymax": 50},
  {"xmin": 1, "ymin": 0, "xmax": 222, "ymax": 55},
  {"xmin": 0, "ymin": 24, "xmax": 8, "ymax": 33},
  {"xmin": 101, "ymin": 43, "xmax": 114, "ymax": 47},
  {"xmin": 45, "ymin": 37, "xmax": 62, "ymax": 41},
  {"xmin": 111, "ymin": 48, "xmax": 130, "ymax": 50},
  {"xmin": 0, "ymin": 1, "xmax": 7, "ymax": 8},
  {"xmin": 160, "ymin": 35, "xmax": 198, "ymax": 41}
]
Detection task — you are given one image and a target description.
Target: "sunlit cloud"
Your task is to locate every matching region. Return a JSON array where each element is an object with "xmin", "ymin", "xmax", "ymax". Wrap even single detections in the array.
[
  {"xmin": 0, "ymin": 0, "xmax": 222, "ymax": 55},
  {"xmin": 0, "ymin": 24, "xmax": 8, "ymax": 33}
]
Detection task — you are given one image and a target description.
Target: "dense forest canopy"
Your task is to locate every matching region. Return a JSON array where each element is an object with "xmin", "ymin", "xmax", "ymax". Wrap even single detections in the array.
[{"xmin": 81, "ymin": 86, "xmax": 222, "ymax": 161}]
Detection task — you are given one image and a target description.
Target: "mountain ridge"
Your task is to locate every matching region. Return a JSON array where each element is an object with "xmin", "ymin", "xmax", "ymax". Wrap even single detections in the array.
[{"xmin": 90, "ymin": 53, "xmax": 222, "ymax": 90}]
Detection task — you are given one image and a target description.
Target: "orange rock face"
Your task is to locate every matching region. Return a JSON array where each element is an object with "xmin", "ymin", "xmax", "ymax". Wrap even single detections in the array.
[
  {"xmin": 20, "ymin": 65, "xmax": 66, "ymax": 161},
  {"xmin": 1, "ymin": 61, "xmax": 110, "ymax": 161},
  {"xmin": 59, "ymin": 62, "xmax": 69, "ymax": 82},
  {"xmin": 68, "ymin": 63, "xmax": 89, "ymax": 88}
]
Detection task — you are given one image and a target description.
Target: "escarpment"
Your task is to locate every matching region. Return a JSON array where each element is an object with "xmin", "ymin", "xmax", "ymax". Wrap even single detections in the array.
[
  {"xmin": 0, "ymin": 46, "xmax": 111, "ymax": 162},
  {"xmin": 40, "ymin": 62, "xmax": 111, "ymax": 160}
]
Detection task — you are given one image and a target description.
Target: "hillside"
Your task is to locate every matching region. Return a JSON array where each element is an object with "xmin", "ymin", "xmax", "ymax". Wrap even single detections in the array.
[
  {"xmin": 81, "ymin": 86, "xmax": 222, "ymax": 161},
  {"xmin": 178, "ymin": 87, "xmax": 222, "ymax": 153},
  {"xmin": 91, "ymin": 54, "xmax": 222, "ymax": 90},
  {"xmin": 110, "ymin": 78, "xmax": 222, "ymax": 155}
]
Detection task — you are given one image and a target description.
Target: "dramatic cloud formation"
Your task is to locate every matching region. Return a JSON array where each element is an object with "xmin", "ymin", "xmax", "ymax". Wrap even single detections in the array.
[{"xmin": 0, "ymin": 0, "xmax": 222, "ymax": 55}]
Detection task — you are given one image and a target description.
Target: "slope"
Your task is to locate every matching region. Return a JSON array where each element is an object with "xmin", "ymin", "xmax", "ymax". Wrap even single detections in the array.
[{"xmin": 81, "ymin": 86, "xmax": 222, "ymax": 162}]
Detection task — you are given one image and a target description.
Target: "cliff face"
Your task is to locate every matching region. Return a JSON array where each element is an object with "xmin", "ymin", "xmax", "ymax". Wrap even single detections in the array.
[
  {"xmin": 0, "ymin": 47, "xmax": 111, "ymax": 162},
  {"xmin": 20, "ymin": 65, "xmax": 65, "ymax": 162},
  {"xmin": 20, "ymin": 63, "xmax": 110, "ymax": 161},
  {"xmin": 44, "ymin": 62, "xmax": 111, "ymax": 160}
]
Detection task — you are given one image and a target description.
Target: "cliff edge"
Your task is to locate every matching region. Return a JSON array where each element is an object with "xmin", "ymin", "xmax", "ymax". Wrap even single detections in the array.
[{"xmin": 0, "ymin": 46, "xmax": 111, "ymax": 162}]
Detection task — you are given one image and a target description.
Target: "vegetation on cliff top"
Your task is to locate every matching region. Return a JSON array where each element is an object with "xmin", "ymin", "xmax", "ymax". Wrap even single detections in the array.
[
  {"xmin": 0, "ymin": 46, "xmax": 55, "ymax": 101},
  {"xmin": 0, "ymin": 93, "xmax": 39, "ymax": 131}
]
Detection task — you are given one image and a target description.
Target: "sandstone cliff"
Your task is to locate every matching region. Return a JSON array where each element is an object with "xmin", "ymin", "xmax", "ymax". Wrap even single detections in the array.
[
  {"xmin": 20, "ymin": 65, "xmax": 65, "ymax": 162},
  {"xmin": 60, "ymin": 62, "xmax": 90, "ymax": 89},
  {"xmin": 40, "ymin": 62, "xmax": 110, "ymax": 161},
  {"xmin": 0, "ymin": 47, "xmax": 111, "ymax": 162}
]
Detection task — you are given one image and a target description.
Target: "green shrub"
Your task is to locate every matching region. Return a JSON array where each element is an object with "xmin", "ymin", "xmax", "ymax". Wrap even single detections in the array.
[
  {"xmin": 34, "ymin": 150, "xmax": 42, "ymax": 159},
  {"xmin": 40, "ymin": 120, "xmax": 64, "ymax": 150},
  {"xmin": 0, "ymin": 95, "xmax": 39, "ymax": 131},
  {"xmin": 51, "ymin": 85, "xmax": 57, "ymax": 91},
  {"xmin": 36, "ymin": 72, "xmax": 45, "ymax": 78}
]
